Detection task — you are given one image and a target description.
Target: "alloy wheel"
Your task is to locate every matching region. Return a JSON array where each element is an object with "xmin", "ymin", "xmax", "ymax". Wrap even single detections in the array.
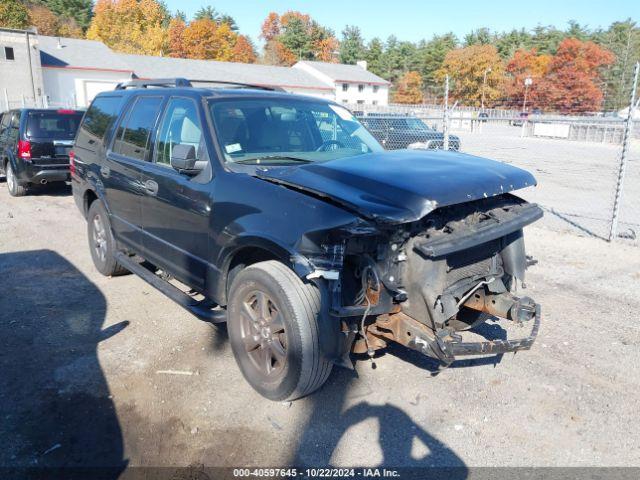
[
  {"xmin": 239, "ymin": 290, "xmax": 287, "ymax": 379},
  {"xmin": 92, "ymin": 214, "xmax": 107, "ymax": 263}
]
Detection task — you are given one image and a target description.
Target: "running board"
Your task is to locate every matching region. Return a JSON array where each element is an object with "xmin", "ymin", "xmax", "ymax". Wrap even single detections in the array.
[{"xmin": 114, "ymin": 252, "xmax": 226, "ymax": 323}]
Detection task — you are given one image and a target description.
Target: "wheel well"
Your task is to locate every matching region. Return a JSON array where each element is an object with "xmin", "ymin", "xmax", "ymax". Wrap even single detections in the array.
[
  {"xmin": 226, "ymin": 247, "xmax": 281, "ymax": 296},
  {"xmin": 84, "ymin": 190, "xmax": 98, "ymax": 217}
]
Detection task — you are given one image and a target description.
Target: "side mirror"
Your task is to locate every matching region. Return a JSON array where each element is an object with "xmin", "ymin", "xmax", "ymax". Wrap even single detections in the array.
[{"xmin": 170, "ymin": 144, "xmax": 197, "ymax": 170}]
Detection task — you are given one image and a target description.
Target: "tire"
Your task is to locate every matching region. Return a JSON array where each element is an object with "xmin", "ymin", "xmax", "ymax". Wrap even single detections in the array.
[
  {"xmin": 227, "ymin": 260, "xmax": 333, "ymax": 401},
  {"xmin": 6, "ymin": 162, "xmax": 26, "ymax": 197},
  {"xmin": 87, "ymin": 200, "xmax": 129, "ymax": 277}
]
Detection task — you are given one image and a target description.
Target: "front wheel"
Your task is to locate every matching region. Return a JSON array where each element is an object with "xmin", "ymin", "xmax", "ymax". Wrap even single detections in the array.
[{"xmin": 227, "ymin": 261, "xmax": 333, "ymax": 401}]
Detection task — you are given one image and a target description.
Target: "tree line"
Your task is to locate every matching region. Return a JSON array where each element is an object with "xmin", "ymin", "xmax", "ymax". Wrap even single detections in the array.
[{"xmin": 1, "ymin": 0, "xmax": 638, "ymax": 112}]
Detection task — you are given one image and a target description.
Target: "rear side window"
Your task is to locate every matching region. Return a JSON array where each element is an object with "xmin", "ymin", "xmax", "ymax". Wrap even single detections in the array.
[
  {"xmin": 26, "ymin": 112, "xmax": 83, "ymax": 139},
  {"xmin": 113, "ymin": 96, "xmax": 163, "ymax": 161},
  {"xmin": 77, "ymin": 96, "xmax": 123, "ymax": 150}
]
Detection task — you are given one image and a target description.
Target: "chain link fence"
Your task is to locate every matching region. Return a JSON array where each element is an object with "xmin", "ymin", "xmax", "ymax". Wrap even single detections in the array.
[{"xmin": 350, "ymin": 64, "xmax": 640, "ymax": 245}]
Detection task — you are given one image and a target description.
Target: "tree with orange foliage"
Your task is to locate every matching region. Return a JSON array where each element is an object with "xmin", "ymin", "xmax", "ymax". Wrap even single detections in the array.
[
  {"xmin": 181, "ymin": 19, "xmax": 235, "ymax": 61},
  {"xmin": 505, "ymin": 48, "xmax": 551, "ymax": 108},
  {"xmin": 537, "ymin": 38, "xmax": 614, "ymax": 113},
  {"xmin": 436, "ymin": 44, "xmax": 505, "ymax": 107},
  {"xmin": 168, "ymin": 17, "xmax": 187, "ymax": 58},
  {"xmin": 393, "ymin": 71, "xmax": 424, "ymax": 104},
  {"xmin": 28, "ymin": 4, "xmax": 60, "ymax": 36},
  {"xmin": 232, "ymin": 35, "xmax": 257, "ymax": 63}
]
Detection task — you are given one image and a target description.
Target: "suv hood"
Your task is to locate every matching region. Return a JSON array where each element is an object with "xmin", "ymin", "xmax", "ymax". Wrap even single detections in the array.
[{"xmin": 255, "ymin": 149, "xmax": 537, "ymax": 224}]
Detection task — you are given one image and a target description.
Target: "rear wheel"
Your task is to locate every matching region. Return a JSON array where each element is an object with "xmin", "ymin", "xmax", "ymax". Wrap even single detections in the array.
[
  {"xmin": 6, "ymin": 163, "xmax": 26, "ymax": 197},
  {"xmin": 227, "ymin": 260, "xmax": 333, "ymax": 401},
  {"xmin": 87, "ymin": 200, "xmax": 128, "ymax": 276}
]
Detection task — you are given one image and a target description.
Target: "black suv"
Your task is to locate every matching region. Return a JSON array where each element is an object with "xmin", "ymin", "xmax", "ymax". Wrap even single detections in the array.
[
  {"xmin": 72, "ymin": 79, "xmax": 542, "ymax": 401},
  {"xmin": 359, "ymin": 114, "xmax": 461, "ymax": 151},
  {"xmin": 0, "ymin": 108, "xmax": 84, "ymax": 196}
]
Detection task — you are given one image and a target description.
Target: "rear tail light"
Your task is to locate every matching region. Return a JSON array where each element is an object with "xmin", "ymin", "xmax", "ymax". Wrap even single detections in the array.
[
  {"xmin": 17, "ymin": 140, "xmax": 31, "ymax": 160},
  {"xmin": 57, "ymin": 109, "xmax": 77, "ymax": 114},
  {"xmin": 69, "ymin": 150, "xmax": 76, "ymax": 176}
]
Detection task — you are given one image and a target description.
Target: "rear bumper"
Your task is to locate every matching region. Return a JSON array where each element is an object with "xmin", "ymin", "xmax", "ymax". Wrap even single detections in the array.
[{"xmin": 16, "ymin": 161, "xmax": 70, "ymax": 184}]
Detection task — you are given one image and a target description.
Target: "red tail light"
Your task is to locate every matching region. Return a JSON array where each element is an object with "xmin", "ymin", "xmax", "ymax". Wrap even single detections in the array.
[
  {"xmin": 69, "ymin": 150, "xmax": 76, "ymax": 176},
  {"xmin": 57, "ymin": 109, "xmax": 76, "ymax": 114},
  {"xmin": 17, "ymin": 140, "xmax": 31, "ymax": 160}
]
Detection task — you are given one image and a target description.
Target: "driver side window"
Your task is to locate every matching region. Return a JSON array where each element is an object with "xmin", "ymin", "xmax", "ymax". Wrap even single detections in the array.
[{"xmin": 155, "ymin": 97, "xmax": 205, "ymax": 166}]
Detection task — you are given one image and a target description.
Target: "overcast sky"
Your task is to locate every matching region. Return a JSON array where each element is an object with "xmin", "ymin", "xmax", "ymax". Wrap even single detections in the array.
[{"xmin": 162, "ymin": 0, "xmax": 639, "ymax": 44}]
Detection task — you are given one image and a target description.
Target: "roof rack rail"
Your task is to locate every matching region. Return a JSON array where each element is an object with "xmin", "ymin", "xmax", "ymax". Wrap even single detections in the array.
[
  {"xmin": 115, "ymin": 78, "xmax": 193, "ymax": 90},
  {"xmin": 188, "ymin": 79, "xmax": 285, "ymax": 92}
]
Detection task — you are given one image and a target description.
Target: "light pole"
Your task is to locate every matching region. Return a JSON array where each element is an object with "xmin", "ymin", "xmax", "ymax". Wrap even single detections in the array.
[
  {"xmin": 481, "ymin": 67, "xmax": 491, "ymax": 111},
  {"xmin": 522, "ymin": 76, "xmax": 533, "ymax": 112}
]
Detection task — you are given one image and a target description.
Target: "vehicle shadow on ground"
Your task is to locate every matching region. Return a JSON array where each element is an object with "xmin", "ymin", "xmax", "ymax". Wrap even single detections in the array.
[
  {"xmin": 290, "ymin": 367, "xmax": 468, "ymax": 475},
  {"xmin": 0, "ymin": 249, "xmax": 127, "ymax": 476},
  {"xmin": 26, "ymin": 182, "xmax": 72, "ymax": 197}
]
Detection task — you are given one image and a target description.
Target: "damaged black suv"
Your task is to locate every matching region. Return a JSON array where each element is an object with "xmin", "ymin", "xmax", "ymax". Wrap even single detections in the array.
[{"xmin": 72, "ymin": 79, "xmax": 542, "ymax": 401}]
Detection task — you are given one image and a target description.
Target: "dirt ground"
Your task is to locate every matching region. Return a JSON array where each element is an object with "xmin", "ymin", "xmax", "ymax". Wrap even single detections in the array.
[{"xmin": 1, "ymin": 182, "xmax": 639, "ymax": 471}]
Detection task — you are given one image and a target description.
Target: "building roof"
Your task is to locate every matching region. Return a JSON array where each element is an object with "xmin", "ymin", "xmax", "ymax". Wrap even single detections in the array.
[
  {"xmin": 295, "ymin": 61, "xmax": 390, "ymax": 85},
  {"xmin": 38, "ymin": 36, "xmax": 134, "ymax": 73},
  {"xmin": 116, "ymin": 54, "xmax": 333, "ymax": 91}
]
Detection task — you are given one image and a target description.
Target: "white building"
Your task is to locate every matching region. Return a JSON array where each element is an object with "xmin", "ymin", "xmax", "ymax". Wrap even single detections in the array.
[
  {"xmin": 294, "ymin": 60, "xmax": 390, "ymax": 106},
  {"xmin": 0, "ymin": 28, "xmax": 45, "ymax": 109},
  {"xmin": 1, "ymin": 30, "xmax": 390, "ymax": 110}
]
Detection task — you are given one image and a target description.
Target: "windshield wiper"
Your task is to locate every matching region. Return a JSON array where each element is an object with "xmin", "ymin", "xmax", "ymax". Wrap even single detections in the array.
[{"xmin": 234, "ymin": 155, "xmax": 312, "ymax": 165}]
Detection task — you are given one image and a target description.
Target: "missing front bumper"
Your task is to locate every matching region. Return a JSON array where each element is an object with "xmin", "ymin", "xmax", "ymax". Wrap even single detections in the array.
[{"xmin": 365, "ymin": 303, "xmax": 541, "ymax": 366}]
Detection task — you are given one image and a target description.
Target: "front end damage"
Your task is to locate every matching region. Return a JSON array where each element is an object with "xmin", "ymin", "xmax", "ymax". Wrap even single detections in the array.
[{"xmin": 303, "ymin": 193, "xmax": 543, "ymax": 368}]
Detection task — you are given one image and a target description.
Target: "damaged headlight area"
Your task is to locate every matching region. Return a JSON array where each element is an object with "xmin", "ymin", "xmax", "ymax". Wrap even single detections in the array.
[{"xmin": 302, "ymin": 193, "xmax": 543, "ymax": 368}]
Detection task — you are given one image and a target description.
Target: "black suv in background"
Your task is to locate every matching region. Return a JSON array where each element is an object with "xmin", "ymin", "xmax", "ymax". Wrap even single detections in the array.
[
  {"xmin": 0, "ymin": 108, "xmax": 84, "ymax": 196},
  {"xmin": 359, "ymin": 114, "xmax": 461, "ymax": 151},
  {"xmin": 72, "ymin": 79, "xmax": 541, "ymax": 401}
]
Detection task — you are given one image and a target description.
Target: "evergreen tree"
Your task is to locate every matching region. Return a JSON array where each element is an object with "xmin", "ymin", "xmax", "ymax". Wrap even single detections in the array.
[
  {"xmin": 365, "ymin": 37, "xmax": 385, "ymax": 77},
  {"xmin": 41, "ymin": 0, "xmax": 93, "ymax": 29},
  {"xmin": 339, "ymin": 25, "xmax": 366, "ymax": 64}
]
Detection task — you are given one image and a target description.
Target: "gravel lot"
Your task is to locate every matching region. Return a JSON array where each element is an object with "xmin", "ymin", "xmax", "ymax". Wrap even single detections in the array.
[{"xmin": 1, "ymin": 178, "xmax": 639, "ymax": 470}]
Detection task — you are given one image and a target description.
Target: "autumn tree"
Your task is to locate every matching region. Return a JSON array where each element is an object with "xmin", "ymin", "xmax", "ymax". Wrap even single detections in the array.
[
  {"xmin": 437, "ymin": 44, "xmax": 506, "ymax": 107},
  {"xmin": 259, "ymin": 11, "xmax": 338, "ymax": 66},
  {"xmin": 537, "ymin": 38, "xmax": 615, "ymax": 113},
  {"xmin": 167, "ymin": 17, "xmax": 187, "ymax": 58},
  {"xmin": 232, "ymin": 35, "xmax": 257, "ymax": 63},
  {"xmin": 87, "ymin": 0, "xmax": 169, "ymax": 56},
  {"xmin": 0, "ymin": 0, "xmax": 29, "ymax": 29},
  {"xmin": 393, "ymin": 71, "xmax": 424, "ymax": 104},
  {"xmin": 180, "ymin": 19, "xmax": 235, "ymax": 61},
  {"xmin": 505, "ymin": 48, "xmax": 551, "ymax": 107},
  {"xmin": 28, "ymin": 4, "xmax": 60, "ymax": 36}
]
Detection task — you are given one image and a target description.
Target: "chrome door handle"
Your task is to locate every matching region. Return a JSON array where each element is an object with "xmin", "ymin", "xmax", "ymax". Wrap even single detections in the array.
[{"xmin": 144, "ymin": 179, "xmax": 158, "ymax": 196}]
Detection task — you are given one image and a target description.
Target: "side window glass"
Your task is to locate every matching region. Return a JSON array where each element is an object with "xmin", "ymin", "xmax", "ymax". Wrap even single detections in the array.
[
  {"xmin": 113, "ymin": 96, "xmax": 163, "ymax": 161},
  {"xmin": 8, "ymin": 114, "xmax": 20, "ymax": 142},
  {"xmin": 77, "ymin": 96, "xmax": 123, "ymax": 150},
  {"xmin": 155, "ymin": 98, "xmax": 205, "ymax": 166}
]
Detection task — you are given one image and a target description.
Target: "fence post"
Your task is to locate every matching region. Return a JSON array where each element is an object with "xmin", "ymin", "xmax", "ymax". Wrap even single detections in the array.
[
  {"xmin": 609, "ymin": 61, "xmax": 639, "ymax": 241},
  {"xmin": 443, "ymin": 75, "xmax": 450, "ymax": 151},
  {"xmin": 3, "ymin": 88, "xmax": 8, "ymax": 111}
]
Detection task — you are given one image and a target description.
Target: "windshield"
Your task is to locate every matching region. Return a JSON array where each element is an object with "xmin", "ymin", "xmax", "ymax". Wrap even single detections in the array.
[
  {"xmin": 209, "ymin": 98, "xmax": 383, "ymax": 164},
  {"xmin": 26, "ymin": 111, "xmax": 83, "ymax": 139},
  {"xmin": 390, "ymin": 117, "xmax": 431, "ymax": 132}
]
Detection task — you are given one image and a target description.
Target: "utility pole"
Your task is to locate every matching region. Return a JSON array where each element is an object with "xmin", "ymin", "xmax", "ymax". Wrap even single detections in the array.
[{"xmin": 522, "ymin": 76, "xmax": 533, "ymax": 112}]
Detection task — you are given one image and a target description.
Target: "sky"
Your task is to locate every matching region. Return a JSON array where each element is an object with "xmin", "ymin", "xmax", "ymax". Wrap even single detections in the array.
[{"xmin": 163, "ymin": 0, "xmax": 639, "ymax": 44}]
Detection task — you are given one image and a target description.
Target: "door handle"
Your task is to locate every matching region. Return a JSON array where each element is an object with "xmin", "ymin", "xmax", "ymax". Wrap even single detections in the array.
[
  {"xmin": 100, "ymin": 165, "xmax": 110, "ymax": 178},
  {"xmin": 144, "ymin": 179, "xmax": 159, "ymax": 196}
]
